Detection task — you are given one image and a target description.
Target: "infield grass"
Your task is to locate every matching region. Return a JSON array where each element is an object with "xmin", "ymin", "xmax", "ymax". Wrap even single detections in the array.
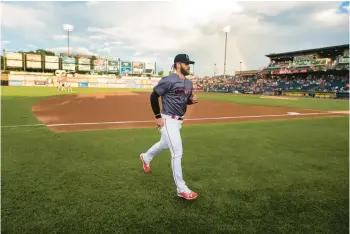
[{"xmin": 1, "ymin": 86, "xmax": 349, "ymax": 233}]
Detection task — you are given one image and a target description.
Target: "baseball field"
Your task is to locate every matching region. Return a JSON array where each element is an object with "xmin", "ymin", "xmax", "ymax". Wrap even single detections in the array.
[{"xmin": 1, "ymin": 86, "xmax": 349, "ymax": 233}]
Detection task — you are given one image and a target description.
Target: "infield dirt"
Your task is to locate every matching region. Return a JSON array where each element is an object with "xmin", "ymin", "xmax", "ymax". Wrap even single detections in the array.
[{"xmin": 32, "ymin": 92, "xmax": 346, "ymax": 132}]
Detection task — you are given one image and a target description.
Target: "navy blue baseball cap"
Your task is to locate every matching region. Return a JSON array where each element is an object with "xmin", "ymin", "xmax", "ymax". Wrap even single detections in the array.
[{"xmin": 174, "ymin": 54, "xmax": 195, "ymax": 65}]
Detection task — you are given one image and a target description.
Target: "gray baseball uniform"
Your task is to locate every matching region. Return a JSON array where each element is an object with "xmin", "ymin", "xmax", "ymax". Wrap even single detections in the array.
[
  {"xmin": 142, "ymin": 73, "xmax": 195, "ymax": 193},
  {"xmin": 154, "ymin": 73, "xmax": 193, "ymax": 117}
]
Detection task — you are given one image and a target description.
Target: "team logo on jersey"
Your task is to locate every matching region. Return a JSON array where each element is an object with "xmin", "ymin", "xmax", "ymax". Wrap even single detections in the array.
[{"xmin": 175, "ymin": 88, "xmax": 192, "ymax": 96}]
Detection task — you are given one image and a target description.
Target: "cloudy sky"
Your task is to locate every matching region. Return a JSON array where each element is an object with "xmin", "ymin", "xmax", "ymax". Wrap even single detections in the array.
[{"xmin": 1, "ymin": 0, "xmax": 349, "ymax": 76}]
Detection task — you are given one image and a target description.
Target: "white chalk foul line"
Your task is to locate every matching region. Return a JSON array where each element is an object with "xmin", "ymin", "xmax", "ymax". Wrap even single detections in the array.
[{"xmin": 1, "ymin": 112, "xmax": 337, "ymax": 129}]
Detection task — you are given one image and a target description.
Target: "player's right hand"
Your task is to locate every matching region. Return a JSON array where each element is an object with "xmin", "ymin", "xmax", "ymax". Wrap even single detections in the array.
[{"xmin": 156, "ymin": 118, "xmax": 164, "ymax": 129}]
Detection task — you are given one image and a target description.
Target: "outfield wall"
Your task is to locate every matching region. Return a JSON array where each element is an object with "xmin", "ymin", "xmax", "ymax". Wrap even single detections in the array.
[{"xmin": 6, "ymin": 74, "xmax": 162, "ymax": 89}]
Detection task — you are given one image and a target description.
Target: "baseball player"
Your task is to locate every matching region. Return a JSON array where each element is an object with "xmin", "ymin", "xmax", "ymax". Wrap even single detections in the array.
[{"xmin": 140, "ymin": 54, "xmax": 199, "ymax": 200}]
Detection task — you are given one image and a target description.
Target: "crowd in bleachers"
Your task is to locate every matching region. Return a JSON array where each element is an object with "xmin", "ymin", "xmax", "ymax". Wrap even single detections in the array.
[{"xmin": 192, "ymin": 73, "xmax": 349, "ymax": 94}]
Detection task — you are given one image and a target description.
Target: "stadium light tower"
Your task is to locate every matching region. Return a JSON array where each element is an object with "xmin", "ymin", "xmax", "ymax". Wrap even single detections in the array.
[
  {"xmin": 223, "ymin": 25, "xmax": 231, "ymax": 79},
  {"xmin": 62, "ymin": 24, "xmax": 74, "ymax": 56},
  {"xmin": 240, "ymin": 61, "xmax": 242, "ymax": 77}
]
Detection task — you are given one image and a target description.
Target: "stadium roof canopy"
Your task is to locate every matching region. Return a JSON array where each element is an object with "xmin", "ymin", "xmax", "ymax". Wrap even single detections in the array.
[{"xmin": 265, "ymin": 44, "xmax": 349, "ymax": 58}]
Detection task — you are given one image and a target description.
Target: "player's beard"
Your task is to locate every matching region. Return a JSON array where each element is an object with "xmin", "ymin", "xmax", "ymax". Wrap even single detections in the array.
[{"xmin": 180, "ymin": 65, "xmax": 190, "ymax": 76}]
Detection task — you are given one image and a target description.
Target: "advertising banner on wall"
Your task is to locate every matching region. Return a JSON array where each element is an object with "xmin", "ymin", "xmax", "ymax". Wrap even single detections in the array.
[
  {"xmin": 45, "ymin": 62, "xmax": 59, "ymax": 70},
  {"xmin": 132, "ymin": 62, "xmax": 144, "ymax": 74},
  {"xmin": 125, "ymin": 80, "xmax": 135, "ymax": 88},
  {"xmin": 145, "ymin": 62, "xmax": 156, "ymax": 74},
  {"xmin": 26, "ymin": 61, "xmax": 42, "ymax": 68},
  {"xmin": 107, "ymin": 83, "xmax": 127, "ymax": 88},
  {"xmin": 45, "ymin": 56, "xmax": 59, "ymax": 63},
  {"xmin": 142, "ymin": 79, "xmax": 151, "ymax": 85},
  {"xmin": 34, "ymin": 80, "xmax": 47, "ymax": 86},
  {"xmin": 6, "ymin": 60, "xmax": 23, "ymax": 67},
  {"xmin": 26, "ymin": 54, "xmax": 41, "ymax": 62},
  {"xmin": 9, "ymin": 80, "xmax": 23, "ymax": 86},
  {"xmin": 88, "ymin": 83, "xmax": 99, "ymax": 88},
  {"xmin": 62, "ymin": 56, "xmax": 76, "ymax": 64},
  {"xmin": 62, "ymin": 64, "xmax": 76, "ymax": 71},
  {"xmin": 6, "ymin": 52, "xmax": 22, "ymax": 60},
  {"xmin": 94, "ymin": 59, "xmax": 107, "ymax": 71},
  {"xmin": 338, "ymin": 57, "xmax": 349, "ymax": 64},
  {"xmin": 78, "ymin": 64, "xmax": 91, "ymax": 71},
  {"xmin": 107, "ymin": 58, "xmax": 119, "ymax": 73},
  {"xmin": 120, "ymin": 61, "xmax": 132, "ymax": 74},
  {"xmin": 78, "ymin": 82, "xmax": 89, "ymax": 87},
  {"xmin": 96, "ymin": 83, "xmax": 107, "ymax": 88},
  {"xmin": 78, "ymin": 57, "xmax": 90, "ymax": 64}
]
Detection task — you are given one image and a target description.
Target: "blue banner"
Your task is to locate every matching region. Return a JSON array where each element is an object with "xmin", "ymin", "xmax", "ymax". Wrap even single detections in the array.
[
  {"xmin": 9, "ymin": 80, "xmax": 23, "ymax": 86},
  {"xmin": 78, "ymin": 82, "xmax": 88, "ymax": 87}
]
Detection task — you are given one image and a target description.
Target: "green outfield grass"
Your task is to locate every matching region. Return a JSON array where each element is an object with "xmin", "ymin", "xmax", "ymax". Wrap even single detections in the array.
[
  {"xmin": 198, "ymin": 92, "xmax": 349, "ymax": 111},
  {"xmin": 1, "ymin": 86, "xmax": 349, "ymax": 233}
]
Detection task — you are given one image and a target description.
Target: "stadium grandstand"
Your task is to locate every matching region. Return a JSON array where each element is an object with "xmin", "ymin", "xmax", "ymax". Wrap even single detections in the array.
[{"xmin": 193, "ymin": 44, "xmax": 349, "ymax": 99}]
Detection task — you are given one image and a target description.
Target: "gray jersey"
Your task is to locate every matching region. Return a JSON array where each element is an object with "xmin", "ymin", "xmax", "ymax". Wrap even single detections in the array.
[{"xmin": 153, "ymin": 74, "xmax": 193, "ymax": 117}]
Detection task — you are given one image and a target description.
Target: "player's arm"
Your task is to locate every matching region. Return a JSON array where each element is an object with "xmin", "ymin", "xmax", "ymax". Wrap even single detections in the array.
[
  {"xmin": 150, "ymin": 91, "xmax": 162, "ymax": 119},
  {"xmin": 150, "ymin": 78, "xmax": 171, "ymax": 128}
]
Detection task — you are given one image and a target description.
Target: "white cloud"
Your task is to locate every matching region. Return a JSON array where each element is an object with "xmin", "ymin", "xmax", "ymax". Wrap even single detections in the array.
[
  {"xmin": 1, "ymin": 4, "xmax": 46, "ymax": 29},
  {"xmin": 312, "ymin": 8, "xmax": 349, "ymax": 26}
]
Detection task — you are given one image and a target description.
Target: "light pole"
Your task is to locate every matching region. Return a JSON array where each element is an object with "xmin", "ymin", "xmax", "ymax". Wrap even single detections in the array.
[
  {"xmin": 223, "ymin": 25, "xmax": 231, "ymax": 79},
  {"xmin": 240, "ymin": 61, "xmax": 242, "ymax": 78},
  {"xmin": 214, "ymin": 63, "xmax": 216, "ymax": 77},
  {"xmin": 62, "ymin": 24, "xmax": 74, "ymax": 56}
]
